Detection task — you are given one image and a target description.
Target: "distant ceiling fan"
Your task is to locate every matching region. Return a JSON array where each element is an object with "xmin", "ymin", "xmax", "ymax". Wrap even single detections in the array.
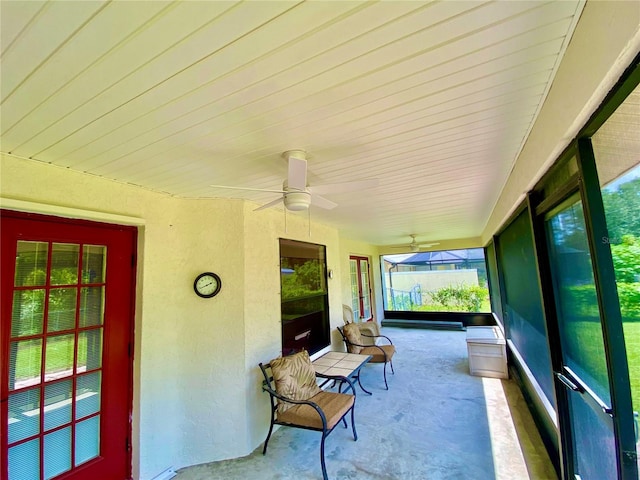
[
  {"xmin": 210, "ymin": 150, "xmax": 378, "ymax": 212},
  {"xmin": 391, "ymin": 235, "xmax": 440, "ymax": 253}
]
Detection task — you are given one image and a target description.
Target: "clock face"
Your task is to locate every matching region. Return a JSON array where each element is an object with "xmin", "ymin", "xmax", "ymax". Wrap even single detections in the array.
[{"xmin": 194, "ymin": 272, "xmax": 221, "ymax": 298}]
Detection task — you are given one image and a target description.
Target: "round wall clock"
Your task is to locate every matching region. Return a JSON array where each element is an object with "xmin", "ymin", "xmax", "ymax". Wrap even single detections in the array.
[{"xmin": 193, "ymin": 272, "xmax": 222, "ymax": 298}]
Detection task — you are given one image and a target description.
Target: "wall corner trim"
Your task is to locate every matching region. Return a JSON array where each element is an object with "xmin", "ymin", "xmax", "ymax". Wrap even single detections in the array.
[{"xmin": 0, "ymin": 197, "xmax": 146, "ymax": 226}]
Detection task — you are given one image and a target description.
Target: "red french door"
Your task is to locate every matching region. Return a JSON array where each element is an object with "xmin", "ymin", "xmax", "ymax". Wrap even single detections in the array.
[
  {"xmin": 349, "ymin": 256, "xmax": 372, "ymax": 321},
  {"xmin": 1, "ymin": 210, "xmax": 136, "ymax": 480}
]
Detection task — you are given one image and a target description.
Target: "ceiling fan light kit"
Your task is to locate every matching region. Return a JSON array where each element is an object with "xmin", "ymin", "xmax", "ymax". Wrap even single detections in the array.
[{"xmin": 283, "ymin": 191, "xmax": 311, "ymax": 211}]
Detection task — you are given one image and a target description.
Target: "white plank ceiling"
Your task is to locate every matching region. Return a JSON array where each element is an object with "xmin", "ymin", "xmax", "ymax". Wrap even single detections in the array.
[{"xmin": 0, "ymin": 0, "xmax": 585, "ymax": 247}]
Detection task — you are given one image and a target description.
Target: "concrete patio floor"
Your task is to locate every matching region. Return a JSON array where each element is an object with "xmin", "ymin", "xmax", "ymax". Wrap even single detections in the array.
[{"xmin": 173, "ymin": 327, "xmax": 557, "ymax": 480}]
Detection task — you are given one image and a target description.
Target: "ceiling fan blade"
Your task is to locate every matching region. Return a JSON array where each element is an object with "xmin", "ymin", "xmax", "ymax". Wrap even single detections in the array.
[
  {"xmin": 287, "ymin": 155, "xmax": 307, "ymax": 191},
  {"xmin": 253, "ymin": 197, "xmax": 284, "ymax": 211},
  {"xmin": 310, "ymin": 194, "xmax": 337, "ymax": 210},
  {"xmin": 309, "ymin": 178, "xmax": 379, "ymax": 195},
  {"xmin": 418, "ymin": 242, "xmax": 440, "ymax": 248},
  {"xmin": 211, "ymin": 184, "xmax": 286, "ymax": 194}
]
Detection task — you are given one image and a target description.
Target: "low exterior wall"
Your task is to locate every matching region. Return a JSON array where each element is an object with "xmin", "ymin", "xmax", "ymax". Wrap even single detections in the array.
[{"xmin": 387, "ymin": 269, "xmax": 479, "ymax": 297}]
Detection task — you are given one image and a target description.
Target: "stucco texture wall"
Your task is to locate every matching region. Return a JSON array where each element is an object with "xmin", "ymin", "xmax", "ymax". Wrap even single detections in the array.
[
  {"xmin": 0, "ymin": 154, "xmax": 343, "ymax": 479},
  {"xmin": 241, "ymin": 204, "xmax": 343, "ymax": 451}
]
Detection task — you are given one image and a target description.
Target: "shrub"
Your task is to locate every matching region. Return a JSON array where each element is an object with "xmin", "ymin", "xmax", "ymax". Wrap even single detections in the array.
[
  {"xmin": 617, "ymin": 282, "xmax": 640, "ymax": 320},
  {"xmin": 429, "ymin": 284, "xmax": 489, "ymax": 312}
]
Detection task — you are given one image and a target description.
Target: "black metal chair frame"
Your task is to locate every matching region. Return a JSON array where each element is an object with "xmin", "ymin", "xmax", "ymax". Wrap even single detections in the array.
[
  {"xmin": 258, "ymin": 362, "xmax": 358, "ymax": 480},
  {"xmin": 337, "ymin": 326, "xmax": 395, "ymax": 390}
]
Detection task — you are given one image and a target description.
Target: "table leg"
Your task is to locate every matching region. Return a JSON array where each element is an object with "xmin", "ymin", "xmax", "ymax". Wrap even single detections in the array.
[{"xmin": 355, "ymin": 371, "xmax": 372, "ymax": 395}]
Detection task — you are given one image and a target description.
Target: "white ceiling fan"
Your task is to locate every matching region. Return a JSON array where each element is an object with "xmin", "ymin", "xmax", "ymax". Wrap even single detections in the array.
[
  {"xmin": 391, "ymin": 235, "xmax": 440, "ymax": 253},
  {"xmin": 211, "ymin": 150, "xmax": 378, "ymax": 212}
]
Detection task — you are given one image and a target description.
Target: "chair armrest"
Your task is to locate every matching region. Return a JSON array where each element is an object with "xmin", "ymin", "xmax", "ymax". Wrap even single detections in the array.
[
  {"xmin": 261, "ymin": 383, "xmax": 311, "ymax": 406},
  {"xmin": 261, "ymin": 383, "xmax": 329, "ymax": 428},
  {"xmin": 315, "ymin": 373, "xmax": 357, "ymax": 395},
  {"xmin": 360, "ymin": 333, "xmax": 393, "ymax": 345}
]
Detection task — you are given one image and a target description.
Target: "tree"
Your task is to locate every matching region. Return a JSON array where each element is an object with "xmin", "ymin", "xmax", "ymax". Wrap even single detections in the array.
[
  {"xmin": 610, "ymin": 235, "xmax": 640, "ymax": 320},
  {"xmin": 602, "ymin": 177, "xmax": 640, "ymax": 243},
  {"xmin": 611, "ymin": 235, "xmax": 640, "ymax": 283}
]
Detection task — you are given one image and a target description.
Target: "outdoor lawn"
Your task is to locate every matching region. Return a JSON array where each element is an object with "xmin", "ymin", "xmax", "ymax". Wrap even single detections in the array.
[
  {"xmin": 624, "ymin": 322, "xmax": 640, "ymax": 412},
  {"xmin": 565, "ymin": 319, "xmax": 640, "ymax": 413}
]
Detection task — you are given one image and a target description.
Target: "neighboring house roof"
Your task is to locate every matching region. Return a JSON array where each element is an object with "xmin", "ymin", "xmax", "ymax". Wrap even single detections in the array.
[{"xmin": 394, "ymin": 248, "xmax": 485, "ymax": 266}]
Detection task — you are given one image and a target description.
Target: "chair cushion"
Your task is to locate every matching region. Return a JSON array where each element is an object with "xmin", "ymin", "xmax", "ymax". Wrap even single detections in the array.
[
  {"xmin": 357, "ymin": 322, "xmax": 380, "ymax": 345},
  {"xmin": 360, "ymin": 344, "xmax": 395, "ymax": 363},
  {"xmin": 343, "ymin": 323, "xmax": 363, "ymax": 354},
  {"xmin": 270, "ymin": 350, "xmax": 321, "ymax": 413},
  {"xmin": 277, "ymin": 391, "xmax": 354, "ymax": 430},
  {"xmin": 342, "ymin": 304, "xmax": 355, "ymax": 325}
]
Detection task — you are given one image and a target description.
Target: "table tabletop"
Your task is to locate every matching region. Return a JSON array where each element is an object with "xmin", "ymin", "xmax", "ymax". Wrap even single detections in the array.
[{"xmin": 312, "ymin": 351, "xmax": 371, "ymax": 378}]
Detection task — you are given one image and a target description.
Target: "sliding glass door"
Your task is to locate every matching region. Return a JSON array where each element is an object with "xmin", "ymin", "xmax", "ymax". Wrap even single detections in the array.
[{"xmin": 545, "ymin": 195, "xmax": 618, "ymax": 478}]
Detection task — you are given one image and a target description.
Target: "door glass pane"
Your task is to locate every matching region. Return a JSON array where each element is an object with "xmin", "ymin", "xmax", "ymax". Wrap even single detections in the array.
[
  {"xmin": 546, "ymin": 199, "xmax": 610, "ymax": 404},
  {"xmin": 12, "ymin": 289, "xmax": 45, "ymax": 337},
  {"xmin": 76, "ymin": 372, "xmax": 101, "ymax": 419},
  {"xmin": 75, "ymin": 415, "xmax": 100, "ymax": 466},
  {"xmin": 82, "ymin": 245, "xmax": 106, "ymax": 284},
  {"xmin": 359, "ymin": 259, "xmax": 371, "ymax": 319},
  {"xmin": 77, "ymin": 329, "xmax": 103, "ymax": 372},
  {"xmin": 349, "ymin": 259, "xmax": 360, "ymax": 320},
  {"xmin": 8, "ymin": 438, "xmax": 40, "ymax": 480},
  {"xmin": 8, "ymin": 387, "xmax": 40, "ymax": 443},
  {"xmin": 10, "ymin": 339, "xmax": 42, "ymax": 390},
  {"xmin": 50, "ymin": 243, "xmax": 79, "ymax": 286},
  {"xmin": 44, "ymin": 379, "xmax": 73, "ymax": 431},
  {"xmin": 47, "ymin": 288, "xmax": 77, "ymax": 332},
  {"xmin": 79, "ymin": 287, "xmax": 105, "ymax": 327},
  {"xmin": 44, "ymin": 426, "xmax": 72, "ymax": 479},
  {"xmin": 15, "ymin": 241, "xmax": 48, "ymax": 286},
  {"xmin": 45, "ymin": 334, "xmax": 75, "ymax": 382}
]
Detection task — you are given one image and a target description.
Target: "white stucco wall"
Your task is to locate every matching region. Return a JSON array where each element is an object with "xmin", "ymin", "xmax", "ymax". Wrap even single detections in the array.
[
  {"xmin": 241, "ymin": 204, "xmax": 343, "ymax": 451},
  {"xmin": 0, "ymin": 154, "xmax": 345, "ymax": 479}
]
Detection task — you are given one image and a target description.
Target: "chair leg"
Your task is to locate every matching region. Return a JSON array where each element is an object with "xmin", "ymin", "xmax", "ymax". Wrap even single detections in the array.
[
  {"xmin": 262, "ymin": 422, "xmax": 274, "ymax": 454},
  {"xmin": 350, "ymin": 407, "xmax": 358, "ymax": 441},
  {"xmin": 320, "ymin": 433, "xmax": 328, "ymax": 480},
  {"xmin": 383, "ymin": 362, "xmax": 389, "ymax": 390},
  {"xmin": 390, "ymin": 359, "xmax": 395, "ymax": 374}
]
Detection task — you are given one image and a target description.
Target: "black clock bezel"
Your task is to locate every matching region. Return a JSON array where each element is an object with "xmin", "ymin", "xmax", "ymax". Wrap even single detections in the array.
[{"xmin": 193, "ymin": 272, "xmax": 222, "ymax": 298}]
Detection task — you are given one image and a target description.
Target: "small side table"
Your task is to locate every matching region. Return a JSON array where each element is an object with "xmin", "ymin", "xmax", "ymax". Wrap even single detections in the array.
[{"xmin": 312, "ymin": 351, "xmax": 373, "ymax": 395}]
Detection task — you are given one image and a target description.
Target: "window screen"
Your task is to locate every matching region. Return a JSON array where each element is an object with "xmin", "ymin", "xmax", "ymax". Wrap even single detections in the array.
[{"xmin": 497, "ymin": 208, "xmax": 556, "ymax": 408}]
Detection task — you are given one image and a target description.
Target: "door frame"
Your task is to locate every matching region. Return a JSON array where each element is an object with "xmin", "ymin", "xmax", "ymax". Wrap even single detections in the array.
[
  {"xmin": 0, "ymin": 209, "xmax": 137, "ymax": 480},
  {"xmin": 530, "ymin": 142, "xmax": 637, "ymax": 479},
  {"xmin": 349, "ymin": 255, "xmax": 373, "ymax": 322}
]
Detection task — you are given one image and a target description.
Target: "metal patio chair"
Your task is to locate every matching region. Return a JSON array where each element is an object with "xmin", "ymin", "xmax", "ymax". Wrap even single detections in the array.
[
  {"xmin": 259, "ymin": 350, "xmax": 358, "ymax": 480},
  {"xmin": 342, "ymin": 304, "xmax": 380, "ymax": 345},
  {"xmin": 337, "ymin": 323, "xmax": 396, "ymax": 390}
]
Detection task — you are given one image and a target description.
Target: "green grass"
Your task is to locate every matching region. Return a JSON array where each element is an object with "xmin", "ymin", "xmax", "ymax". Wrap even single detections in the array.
[
  {"xmin": 624, "ymin": 322, "xmax": 640, "ymax": 412},
  {"xmin": 563, "ymin": 319, "xmax": 640, "ymax": 412},
  {"xmin": 13, "ymin": 335, "xmax": 90, "ymax": 382}
]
